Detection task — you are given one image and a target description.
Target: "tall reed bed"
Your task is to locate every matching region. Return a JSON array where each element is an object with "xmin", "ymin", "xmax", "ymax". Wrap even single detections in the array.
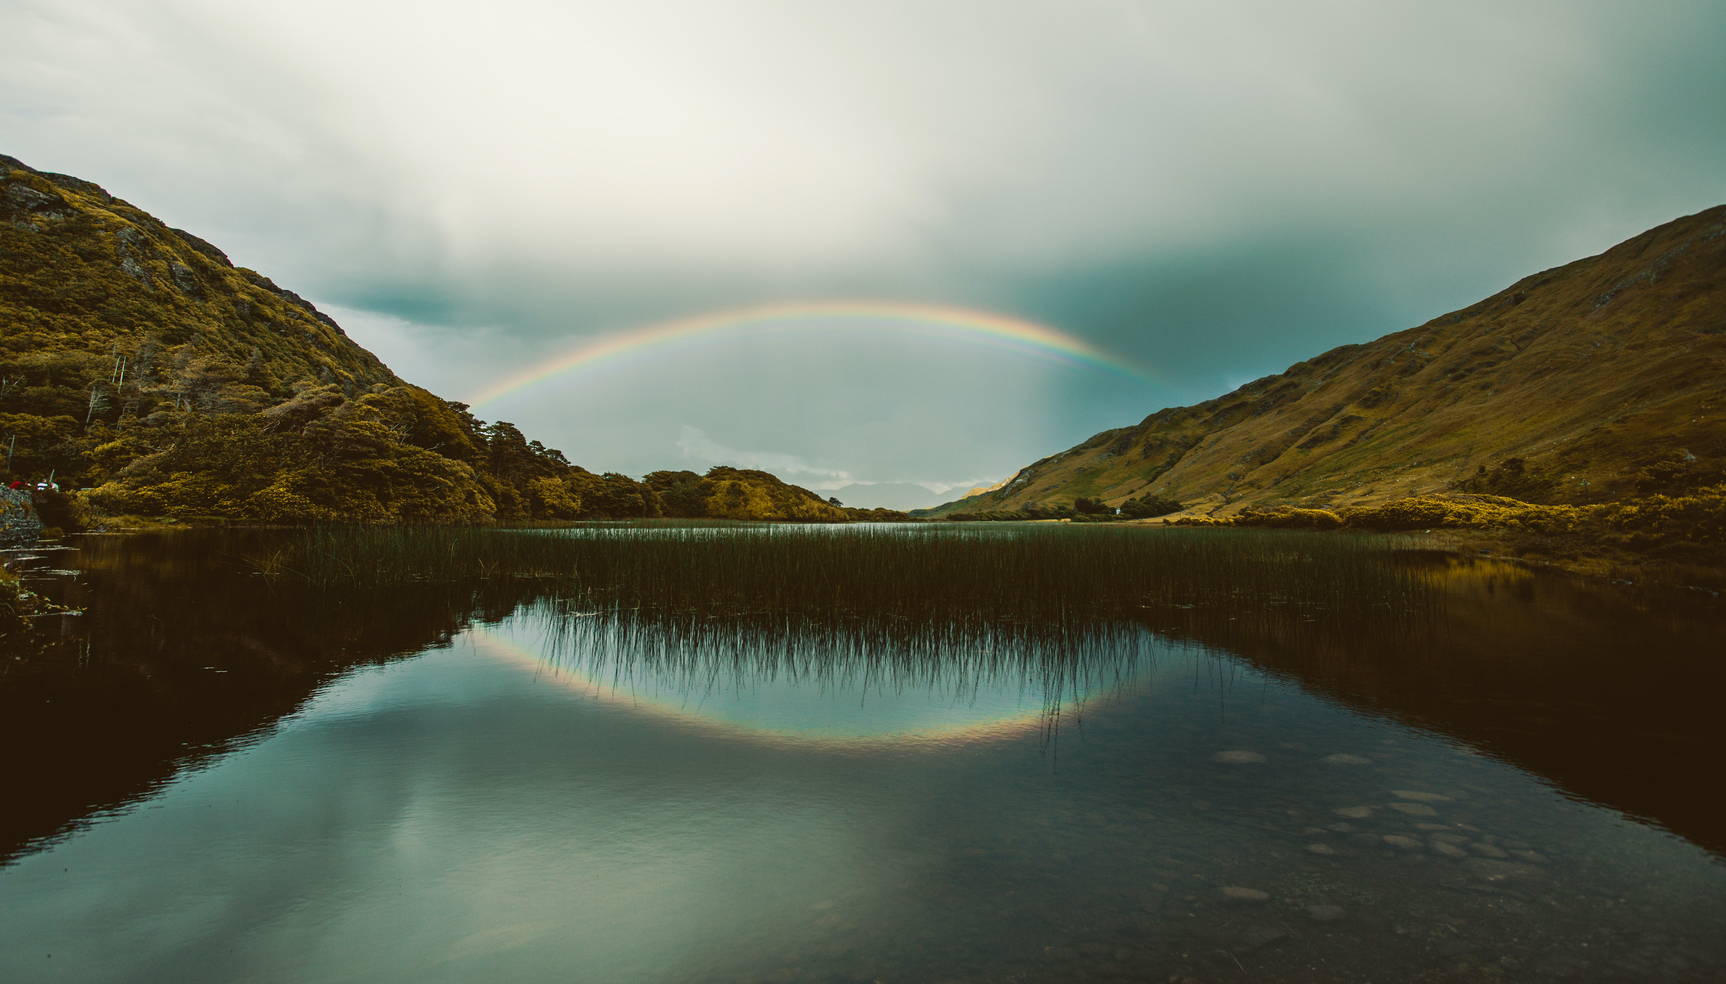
[
  {"xmin": 258, "ymin": 522, "xmax": 1438, "ymax": 629},
  {"xmin": 250, "ymin": 524, "xmax": 1444, "ymax": 729}
]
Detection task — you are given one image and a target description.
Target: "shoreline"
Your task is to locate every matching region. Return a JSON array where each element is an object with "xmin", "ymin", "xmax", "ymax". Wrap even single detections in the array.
[{"xmin": 10, "ymin": 516, "xmax": 1721, "ymax": 597}]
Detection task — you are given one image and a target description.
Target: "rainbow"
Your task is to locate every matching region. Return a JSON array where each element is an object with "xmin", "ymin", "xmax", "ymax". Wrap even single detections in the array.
[{"xmin": 467, "ymin": 300, "xmax": 1152, "ymax": 409}]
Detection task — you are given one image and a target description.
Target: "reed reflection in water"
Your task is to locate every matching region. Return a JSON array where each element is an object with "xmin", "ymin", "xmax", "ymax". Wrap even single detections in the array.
[
  {"xmin": 410, "ymin": 522, "xmax": 1444, "ymax": 752},
  {"xmin": 499, "ymin": 604, "xmax": 1162, "ymax": 750}
]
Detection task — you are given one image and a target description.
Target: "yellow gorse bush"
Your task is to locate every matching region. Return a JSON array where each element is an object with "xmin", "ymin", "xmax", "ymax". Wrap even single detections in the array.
[{"xmin": 1171, "ymin": 487, "xmax": 1725, "ymax": 562}]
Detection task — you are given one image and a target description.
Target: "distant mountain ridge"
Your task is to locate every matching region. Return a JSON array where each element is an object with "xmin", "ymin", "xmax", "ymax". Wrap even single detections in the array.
[{"xmin": 922, "ymin": 206, "xmax": 1726, "ymax": 519}]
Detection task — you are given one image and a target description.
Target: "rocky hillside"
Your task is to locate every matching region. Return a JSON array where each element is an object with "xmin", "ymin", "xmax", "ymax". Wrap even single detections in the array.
[
  {"xmin": 2, "ymin": 153, "xmax": 395, "ymax": 409},
  {"xmin": 927, "ymin": 205, "xmax": 1726, "ymax": 519},
  {"xmin": 0, "ymin": 152, "xmax": 615, "ymax": 523},
  {"xmin": 1, "ymin": 153, "xmax": 910, "ymax": 528}
]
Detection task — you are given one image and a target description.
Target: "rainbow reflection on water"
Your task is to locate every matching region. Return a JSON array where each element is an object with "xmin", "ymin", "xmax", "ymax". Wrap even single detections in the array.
[{"xmin": 468, "ymin": 618, "xmax": 1164, "ymax": 752}]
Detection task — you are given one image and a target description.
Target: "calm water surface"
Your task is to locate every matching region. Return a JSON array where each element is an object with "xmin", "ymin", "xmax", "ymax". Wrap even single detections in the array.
[{"xmin": 2, "ymin": 529, "xmax": 1723, "ymax": 983}]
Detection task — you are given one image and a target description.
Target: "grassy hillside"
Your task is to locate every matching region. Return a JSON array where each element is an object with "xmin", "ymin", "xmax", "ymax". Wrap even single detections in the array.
[
  {"xmin": 1, "ymin": 153, "xmax": 905, "ymax": 528},
  {"xmin": 924, "ymin": 205, "xmax": 1726, "ymax": 557},
  {"xmin": 2, "ymin": 154, "xmax": 395, "ymax": 408}
]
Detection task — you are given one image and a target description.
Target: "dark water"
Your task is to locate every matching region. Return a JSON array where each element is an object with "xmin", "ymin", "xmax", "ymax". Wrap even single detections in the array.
[{"xmin": 2, "ymin": 529, "xmax": 1724, "ymax": 983}]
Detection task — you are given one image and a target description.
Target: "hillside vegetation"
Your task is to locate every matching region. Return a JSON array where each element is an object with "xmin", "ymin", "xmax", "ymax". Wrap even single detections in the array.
[
  {"xmin": 924, "ymin": 206, "xmax": 1726, "ymax": 567},
  {"xmin": 1, "ymin": 154, "xmax": 901, "ymax": 528}
]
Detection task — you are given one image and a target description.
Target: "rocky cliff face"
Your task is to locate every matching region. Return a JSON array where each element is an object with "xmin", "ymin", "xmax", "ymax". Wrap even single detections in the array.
[
  {"xmin": 0, "ymin": 488, "xmax": 40, "ymax": 546},
  {"xmin": 928, "ymin": 205, "xmax": 1726, "ymax": 518}
]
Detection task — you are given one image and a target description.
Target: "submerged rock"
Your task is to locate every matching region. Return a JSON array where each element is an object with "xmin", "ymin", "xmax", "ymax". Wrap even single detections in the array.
[
  {"xmin": 1323, "ymin": 753, "xmax": 1371, "ymax": 765},
  {"xmin": 1219, "ymin": 886, "xmax": 1270, "ymax": 902},
  {"xmin": 1383, "ymin": 835, "xmax": 1423, "ymax": 849},
  {"xmin": 1212, "ymin": 750, "xmax": 1267, "ymax": 764},
  {"xmin": 1305, "ymin": 843, "xmax": 1340, "ymax": 855},
  {"xmin": 1534, "ymin": 955, "xmax": 1588, "ymax": 979},
  {"xmin": 1238, "ymin": 922, "xmax": 1288, "ymax": 949},
  {"xmin": 1466, "ymin": 858, "xmax": 1544, "ymax": 882},
  {"xmin": 1306, "ymin": 904, "xmax": 1346, "ymax": 922},
  {"xmin": 1388, "ymin": 802, "xmax": 1439, "ymax": 817},
  {"xmin": 1333, "ymin": 806, "xmax": 1376, "ymax": 818},
  {"xmin": 1391, "ymin": 790, "xmax": 1453, "ymax": 802}
]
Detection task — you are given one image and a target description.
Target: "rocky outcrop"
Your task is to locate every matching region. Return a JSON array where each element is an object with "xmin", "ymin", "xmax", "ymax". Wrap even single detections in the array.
[{"xmin": 0, "ymin": 488, "xmax": 41, "ymax": 546}]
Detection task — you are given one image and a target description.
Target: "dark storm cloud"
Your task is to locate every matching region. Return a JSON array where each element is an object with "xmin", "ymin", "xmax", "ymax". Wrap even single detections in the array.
[{"xmin": 2, "ymin": 0, "xmax": 1721, "ymax": 506}]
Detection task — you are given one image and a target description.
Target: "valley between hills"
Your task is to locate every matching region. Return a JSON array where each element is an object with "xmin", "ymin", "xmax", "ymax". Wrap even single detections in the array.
[{"xmin": 2, "ymin": 151, "xmax": 1723, "ymax": 582}]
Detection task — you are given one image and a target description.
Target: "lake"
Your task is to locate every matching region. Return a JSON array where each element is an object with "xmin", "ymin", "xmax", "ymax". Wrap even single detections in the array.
[{"xmin": 2, "ymin": 526, "xmax": 1723, "ymax": 983}]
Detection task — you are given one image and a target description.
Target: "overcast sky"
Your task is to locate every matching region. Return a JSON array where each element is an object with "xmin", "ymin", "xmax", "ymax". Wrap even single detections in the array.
[{"xmin": 4, "ymin": 0, "xmax": 1723, "ymax": 507}]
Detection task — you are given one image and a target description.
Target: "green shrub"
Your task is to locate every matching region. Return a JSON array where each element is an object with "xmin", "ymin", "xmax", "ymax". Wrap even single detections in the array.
[
  {"xmin": 1119, "ymin": 495, "xmax": 1185, "ymax": 519},
  {"xmin": 1234, "ymin": 506, "xmax": 1343, "ymax": 530},
  {"xmin": 1341, "ymin": 498, "xmax": 1459, "ymax": 531},
  {"xmin": 1456, "ymin": 457, "xmax": 1560, "ymax": 502},
  {"xmin": 1604, "ymin": 483, "xmax": 1726, "ymax": 553}
]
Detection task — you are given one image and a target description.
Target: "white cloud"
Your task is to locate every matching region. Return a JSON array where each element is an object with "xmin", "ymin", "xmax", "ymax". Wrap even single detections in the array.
[
  {"xmin": 672, "ymin": 429, "xmax": 999, "ymax": 508},
  {"xmin": 9, "ymin": 0, "xmax": 1711, "ymax": 283},
  {"xmin": 317, "ymin": 305, "xmax": 531, "ymax": 401},
  {"xmin": 4, "ymin": 0, "xmax": 1720, "ymax": 488},
  {"xmin": 675, "ymin": 427, "xmax": 854, "ymax": 488}
]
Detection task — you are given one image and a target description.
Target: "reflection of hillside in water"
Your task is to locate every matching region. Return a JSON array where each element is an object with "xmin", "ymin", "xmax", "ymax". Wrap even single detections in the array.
[
  {"xmin": 1, "ymin": 532, "xmax": 536, "ymax": 863},
  {"xmin": 511, "ymin": 553, "xmax": 1726, "ymax": 856},
  {"xmin": 1177, "ymin": 554, "xmax": 1726, "ymax": 857},
  {"xmin": 6, "ymin": 528, "xmax": 1723, "ymax": 866}
]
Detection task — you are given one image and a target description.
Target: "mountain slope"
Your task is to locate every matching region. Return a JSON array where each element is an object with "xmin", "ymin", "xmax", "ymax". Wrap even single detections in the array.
[
  {"xmin": 0, "ymin": 153, "xmax": 655, "ymax": 523},
  {"xmin": 2, "ymin": 153, "xmax": 902, "ymax": 528},
  {"xmin": 2, "ymin": 153, "xmax": 395, "ymax": 407},
  {"xmin": 929, "ymin": 205, "xmax": 1726, "ymax": 519}
]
